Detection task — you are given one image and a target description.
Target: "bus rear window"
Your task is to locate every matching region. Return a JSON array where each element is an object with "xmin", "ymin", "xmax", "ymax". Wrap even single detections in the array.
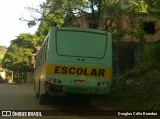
[{"xmin": 56, "ymin": 30, "xmax": 107, "ymax": 58}]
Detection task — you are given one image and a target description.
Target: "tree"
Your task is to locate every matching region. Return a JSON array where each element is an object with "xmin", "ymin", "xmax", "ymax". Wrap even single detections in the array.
[
  {"xmin": 36, "ymin": 20, "xmax": 51, "ymax": 45},
  {"xmin": 3, "ymin": 45, "xmax": 33, "ymax": 72},
  {"xmin": 23, "ymin": 0, "xmax": 88, "ymax": 27},
  {"xmin": 10, "ymin": 33, "xmax": 38, "ymax": 49},
  {"xmin": 143, "ymin": 0, "xmax": 160, "ymax": 18},
  {"xmin": 0, "ymin": 46, "xmax": 6, "ymax": 53},
  {"xmin": 25, "ymin": 0, "xmax": 160, "ymax": 42},
  {"xmin": 2, "ymin": 33, "xmax": 38, "ymax": 82},
  {"xmin": 144, "ymin": 0, "xmax": 160, "ymax": 10}
]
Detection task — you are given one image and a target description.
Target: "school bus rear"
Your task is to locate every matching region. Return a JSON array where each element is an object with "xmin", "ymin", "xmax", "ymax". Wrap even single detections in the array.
[{"xmin": 46, "ymin": 27, "xmax": 112, "ymax": 95}]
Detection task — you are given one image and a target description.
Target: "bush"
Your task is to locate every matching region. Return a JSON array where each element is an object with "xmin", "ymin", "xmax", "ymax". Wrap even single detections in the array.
[
  {"xmin": 142, "ymin": 42, "xmax": 160, "ymax": 64},
  {"xmin": 110, "ymin": 70, "xmax": 160, "ymax": 110},
  {"xmin": 102, "ymin": 42, "xmax": 160, "ymax": 110}
]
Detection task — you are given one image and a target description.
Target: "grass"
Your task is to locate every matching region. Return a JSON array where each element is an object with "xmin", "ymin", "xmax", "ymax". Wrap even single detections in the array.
[
  {"xmin": 91, "ymin": 62, "xmax": 160, "ymax": 119},
  {"xmin": 114, "ymin": 70, "xmax": 160, "ymax": 110},
  {"xmin": 93, "ymin": 62, "xmax": 160, "ymax": 111}
]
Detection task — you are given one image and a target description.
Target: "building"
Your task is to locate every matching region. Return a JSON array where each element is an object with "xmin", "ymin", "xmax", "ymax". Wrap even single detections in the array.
[{"xmin": 66, "ymin": 8, "xmax": 160, "ymax": 75}]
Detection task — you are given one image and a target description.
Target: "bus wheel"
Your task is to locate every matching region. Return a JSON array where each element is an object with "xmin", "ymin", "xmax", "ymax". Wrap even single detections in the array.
[{"xmin": 39, "ymin": 93, "xmax": 48, "ymax": 105}]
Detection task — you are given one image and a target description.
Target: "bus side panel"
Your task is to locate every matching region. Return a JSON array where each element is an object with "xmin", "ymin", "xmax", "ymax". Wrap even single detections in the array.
[{"xmin": 34, "ymin": 64, "xmax": 47, "ymax": 96}]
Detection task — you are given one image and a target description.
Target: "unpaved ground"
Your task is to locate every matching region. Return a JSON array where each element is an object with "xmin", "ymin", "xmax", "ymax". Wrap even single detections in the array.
[{"xmin": 0, "ymin": 83, "xmax": 122, "ymax": 119}]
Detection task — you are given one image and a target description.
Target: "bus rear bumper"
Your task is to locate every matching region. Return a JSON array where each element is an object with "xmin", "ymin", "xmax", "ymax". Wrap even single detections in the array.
[
  {"xmin": 64, "ymin": 86, "xmax": 110, "ymax": 95},
  {"xmin": 47, "ymin": 83, "xmax": 110, "ymax": 95}
]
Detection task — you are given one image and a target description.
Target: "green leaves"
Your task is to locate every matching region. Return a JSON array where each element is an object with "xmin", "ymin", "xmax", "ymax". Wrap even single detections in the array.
[
  {"xmin": 2, "ymin": 34, "xmax": 38, "ymax": 72},
  {"xmin": 128, "ymin": 0, "xmax": 148, "ymax": 13},
  {"xmin": 142, "ymin": 42, "xmax": 160, "ymax": 64},
  {"xmin": 11, "ymin": 33, "xmax": 38, "ymax": 49}
]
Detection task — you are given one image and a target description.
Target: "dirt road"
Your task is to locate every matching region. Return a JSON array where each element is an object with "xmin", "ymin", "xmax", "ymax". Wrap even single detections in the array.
[{"xmin": 0, "ymin": 83, "xmax": 120, "ymax": 119}]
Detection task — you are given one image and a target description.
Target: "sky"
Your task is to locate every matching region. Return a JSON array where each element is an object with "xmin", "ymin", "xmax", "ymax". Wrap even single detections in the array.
[{"xmin": 0, "ymin": 0, "xmax": 45, "ymax": 47}]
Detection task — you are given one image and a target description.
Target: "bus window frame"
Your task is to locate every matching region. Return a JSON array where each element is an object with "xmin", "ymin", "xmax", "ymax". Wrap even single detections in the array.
[{"xmin": 55, "ymin": 30, "xmax": 108, "ymax": 59}]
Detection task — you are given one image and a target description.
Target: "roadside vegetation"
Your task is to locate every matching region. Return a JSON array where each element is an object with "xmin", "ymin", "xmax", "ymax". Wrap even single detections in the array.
[{"xmin": 94, "ymin": 42, "xmax": 160, "ymax": 111}]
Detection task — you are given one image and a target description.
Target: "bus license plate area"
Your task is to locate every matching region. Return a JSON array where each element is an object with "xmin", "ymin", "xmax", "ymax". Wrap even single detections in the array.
[{"xmin": 74, "ymin": 80, "xmax": 85, "ymax": 85}]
